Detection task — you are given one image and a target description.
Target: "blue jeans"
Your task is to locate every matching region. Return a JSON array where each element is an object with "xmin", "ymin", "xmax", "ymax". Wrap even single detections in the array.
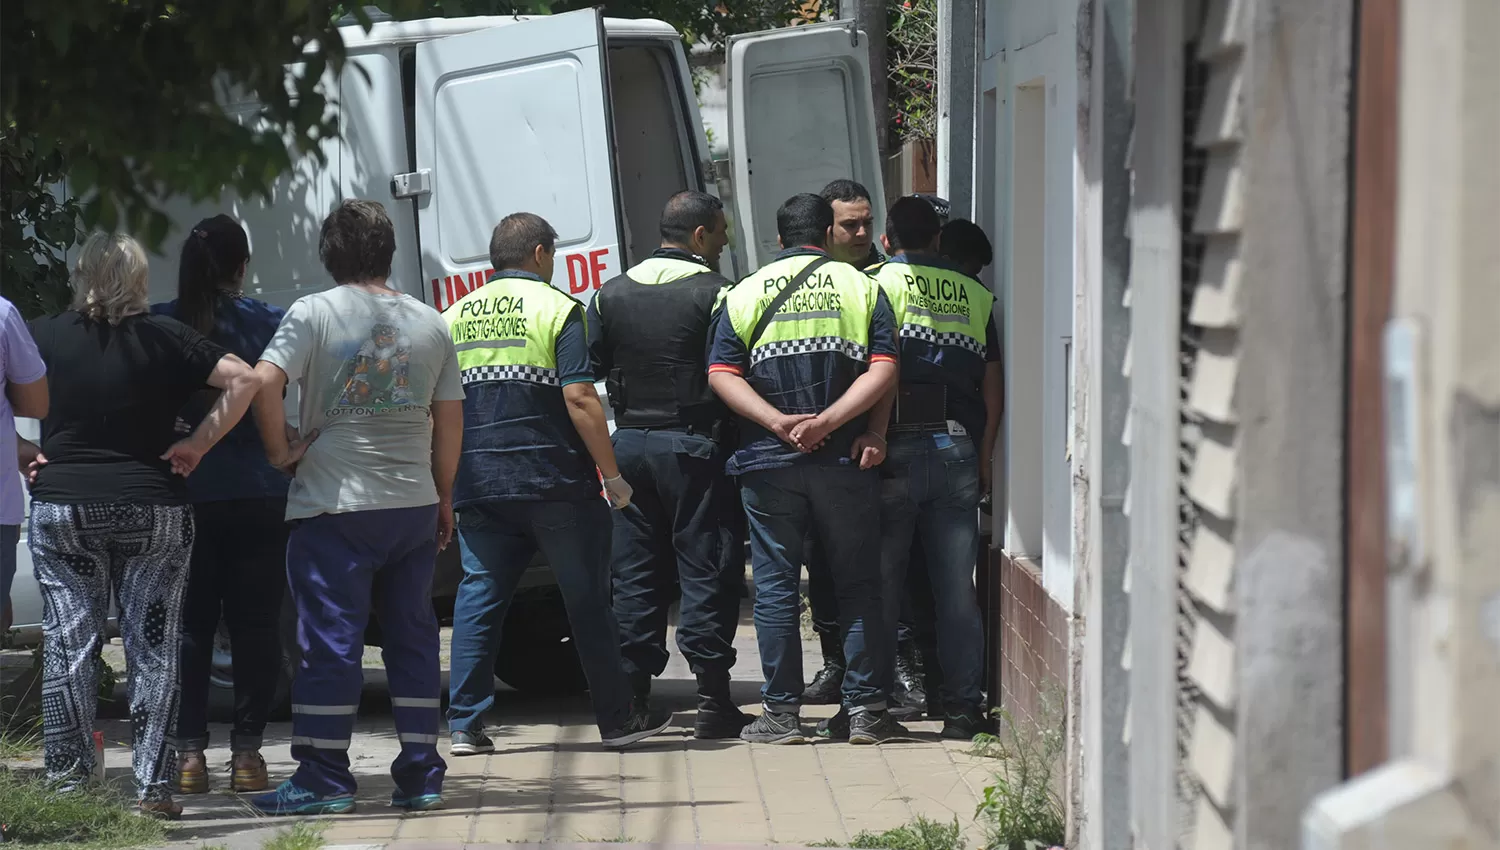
[
  {"xmin": 878, "ymin": 432, "xmax": 985, "ymax": 711},
  {"xmin": 741, "ymin": 465, "xmax": 886, "ymax": 712},
  {"xmin": 285, "ymin": 505, "xmax": 445, "ymax": 798},
  {"xmin": 807, "ymin": 533, "xmax": 930, "ymax": 650},
  {"xmin": 448, "ymin": 499, "xmax": 631, "ymax": 735},
  {"xmin": 609, "ymin": 428, "xmax": 740, "ymax": 684}
]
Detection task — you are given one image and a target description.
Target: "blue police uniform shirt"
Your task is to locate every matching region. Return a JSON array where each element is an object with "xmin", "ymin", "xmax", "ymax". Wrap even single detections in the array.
[{"xmin": 151, "ymin": 295, "xmax": 290, "ymax": 503}]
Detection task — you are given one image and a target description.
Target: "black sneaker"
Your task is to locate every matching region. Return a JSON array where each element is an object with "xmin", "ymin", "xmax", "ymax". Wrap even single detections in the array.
[
  {"xmin": 602, "ymin": 706, "xmax": 673, "ymax": 750},
  {"xmin": 941, "ymin": 707, "xmax": 994, "ymax": 741},
  {"xmin": 739, "ymin": 710, "xmax": 807, "ymax": 744},
  {"xmin": 449, "ymin": 730, "xmax": 494, "ymax": 756},
  {"xmin": 848, "ymin": 709, "xmax": 919, "ymax": 745},
  {"xmin": 803, "ymin": 663, "xmax": 845, "ymax": 705},
  {"xmin": 695, "ymin": 697, "xmax": 754, "ymax": 740},
  {"xmin": 813, "ymin": 707, "xmax": 850, "ymax": 741}
]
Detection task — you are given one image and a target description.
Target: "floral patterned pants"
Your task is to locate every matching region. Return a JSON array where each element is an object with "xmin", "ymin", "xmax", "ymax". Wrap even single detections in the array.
[{"xmin": 29, "ymin": 501, "xmax": 193, "ymax": 802}]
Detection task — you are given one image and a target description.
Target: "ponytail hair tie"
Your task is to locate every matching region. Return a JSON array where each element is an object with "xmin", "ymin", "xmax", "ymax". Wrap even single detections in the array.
[{"xmin": 192, "ymin": 229, "xmax": 209, "ymax": 239}]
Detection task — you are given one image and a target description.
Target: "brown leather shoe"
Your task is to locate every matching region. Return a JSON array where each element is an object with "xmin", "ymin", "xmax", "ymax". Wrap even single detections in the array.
[
  {"xmin": 231, "ymin": 750, "xmax": 269, "ymax": 793},
  {"xmin": 176, "ymin": 751, "xmax": 208, "ymax": 795},
  {"xmin": 140, "ymin": 796, "xmax": 183, "ymax": 820}
]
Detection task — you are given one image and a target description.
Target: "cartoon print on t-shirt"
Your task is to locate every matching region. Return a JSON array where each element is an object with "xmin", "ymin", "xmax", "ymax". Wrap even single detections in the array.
[{"xmin": 328, "ymin": 316, "xmax": 416, "ymax": 413}]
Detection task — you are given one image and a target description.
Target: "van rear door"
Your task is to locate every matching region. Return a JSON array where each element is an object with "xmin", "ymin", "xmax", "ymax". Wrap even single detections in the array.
[
  {"xmin": 726, "ymin": 20, "xmax": 886, "ymax": 271},
  {"xmin": 412, "ymin": 9, "xmax": 622, "ymax": 310}
]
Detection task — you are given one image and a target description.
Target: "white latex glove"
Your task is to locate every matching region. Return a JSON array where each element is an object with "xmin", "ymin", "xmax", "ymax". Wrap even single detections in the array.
[{"xmin": 602, "ymin": 474, "xmax": 634, "ymax": 510}]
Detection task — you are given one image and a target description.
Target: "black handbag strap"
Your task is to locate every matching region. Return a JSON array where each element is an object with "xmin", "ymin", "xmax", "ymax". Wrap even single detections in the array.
[{"xmin": 748, "ymin": 256, "xmax": 834, "ymax": 350}]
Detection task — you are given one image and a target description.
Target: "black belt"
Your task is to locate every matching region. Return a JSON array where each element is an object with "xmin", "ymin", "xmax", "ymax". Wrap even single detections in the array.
[
  {"xmin": 891, "ymin": 383, "xmax": 948, "ymax": 428},
  {"xmin": 888, "ymin": 422, "xmax": 949, "ymax": 435}
]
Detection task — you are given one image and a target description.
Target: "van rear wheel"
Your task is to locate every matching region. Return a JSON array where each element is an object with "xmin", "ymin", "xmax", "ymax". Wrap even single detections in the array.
[{"xmin": 493, "ymin": 586, "xmax": 588, "ymax": 696}]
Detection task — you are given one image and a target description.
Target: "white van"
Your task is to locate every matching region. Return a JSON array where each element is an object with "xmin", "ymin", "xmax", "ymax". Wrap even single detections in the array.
[
  {"xmin": 141, "ymin": 9, "xmax": 888, "ymax": 310},
  {"xmin": 9, "ymin": 9, "xmax": 886, "ymax": 700}
]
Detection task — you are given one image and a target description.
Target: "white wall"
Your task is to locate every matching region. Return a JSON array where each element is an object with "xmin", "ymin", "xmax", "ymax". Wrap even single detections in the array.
[{"xmin": 980, "ymin": 0, "xmax": 1079, "ymax": 611}]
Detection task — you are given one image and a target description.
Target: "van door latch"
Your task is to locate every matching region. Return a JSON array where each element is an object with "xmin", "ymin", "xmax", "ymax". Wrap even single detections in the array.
[{"xmin": 391, "ymin": 169, "xmax": 432, "ymax": 199}]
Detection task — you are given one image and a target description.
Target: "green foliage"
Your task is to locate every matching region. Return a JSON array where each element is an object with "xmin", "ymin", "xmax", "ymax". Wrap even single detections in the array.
[
  {"xmin": 0, "ymin": 715, "xmax": 42, "ymax": 761},
  {"xmin": 0, "ymin": 0, "xmax": 810, "ymax": 315},
  {"xmin": 887, "ymin": 0, "xmax": 938, "ymax": 143},
  {"xmin": 1, "ymin": 132, "xmax": 81, "ymax": 320},
  {"xmin": 262, "ymin": 821, "xmax": 329, "ymax": 850},
  {"xmin": 95, "ymin": 652, "xmax": 118, "ymax": 705},
  {"xmin": 844, "ymin": 816, "xmax": 965, "ymax": 850},
  {"xmin": 0, "ymin": 770, "xmax": 167, "ymax": 848},
  {"xmin": 970, "ymin": 702, "xmax": 1066, "ymax": 850},
  {"xmin": 2, "ymin": 2, "xmax": 439, "ymax": 242}
]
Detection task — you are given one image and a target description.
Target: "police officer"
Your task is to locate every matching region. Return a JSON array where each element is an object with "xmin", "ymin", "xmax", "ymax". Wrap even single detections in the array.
[
  {"xmin": 940, "ymin": 219, "xmax": 994, "ymax": 280},
  {"xmin": 801, "ymin": 182, "xmax": 934, "ymax": 717},
  {"xmin": 585, "ymin": 191, "xmax": 751, "ymax": 739},
  {"xmin": 870, "ymin": 197, "xmax": 1002, "ymax": 739},
  {"xmin": 794, "ymin": 178, "xmax": 882, "ymax": 706},
  {"xmin": 708, "ymin": 193, "xmax": 910, "ymax": 744},
  {"xmin": 444, "ymin": 213, "xmax": 672, "ymax": 753},
  {"xmin": 820, "ymin": 178, "xmax": 884, "ymax": 269}
]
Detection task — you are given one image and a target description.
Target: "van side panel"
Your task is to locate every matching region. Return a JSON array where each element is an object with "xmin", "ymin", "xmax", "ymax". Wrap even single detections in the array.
[
  {"xmin": 412, "ymin": 11, "xmax": 622, "ymax": 310},
  {"xmin": 340, "ymin": 51, "xmax": 422, "ymax": 296}
]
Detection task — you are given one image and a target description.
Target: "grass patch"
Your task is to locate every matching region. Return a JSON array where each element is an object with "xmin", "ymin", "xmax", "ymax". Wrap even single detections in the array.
[
  {"xmin": 970, "ymin": 701, "xmax": 1066, "ymax": 850},
  {"xmin": 261, "ymin": 821, "xmax": 328, "ymax": 850},
  {"xmin": 0, "ymin": 770, "xmax": 165, "ymax": 849},
  {"xmin": 0, "ymin": 716, "xmax": 42, "ymax": 760},
  {"xmin": 815, "ymin": 817, "xmax": 964, "ymax": 850},
  {"xmin": 575, "ymin": 835, "xmax": 635, "ymax": 844}
]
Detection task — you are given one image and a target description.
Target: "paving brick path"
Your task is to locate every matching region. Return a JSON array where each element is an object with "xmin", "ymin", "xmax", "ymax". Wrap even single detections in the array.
[{"xmin": 9, "ymin": 607, "xmax": 998, "ymax": 849}]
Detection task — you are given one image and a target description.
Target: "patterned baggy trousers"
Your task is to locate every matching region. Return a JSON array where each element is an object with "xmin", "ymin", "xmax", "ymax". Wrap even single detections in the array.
[{"xmin": 29, "ymin": 502, "xmax": 193, "ymax": 802}]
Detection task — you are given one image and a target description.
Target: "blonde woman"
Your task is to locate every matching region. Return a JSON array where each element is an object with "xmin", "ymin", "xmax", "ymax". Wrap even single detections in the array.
[{"xmin": 25, "ymin": 231, "xmax": 261, "ymax": 818}]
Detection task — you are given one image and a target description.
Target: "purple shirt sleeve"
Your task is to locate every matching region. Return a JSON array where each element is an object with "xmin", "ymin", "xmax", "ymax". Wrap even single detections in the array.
[{"xmin": 1, "ymin": 302, "xmax": 46, "ymax": 386}]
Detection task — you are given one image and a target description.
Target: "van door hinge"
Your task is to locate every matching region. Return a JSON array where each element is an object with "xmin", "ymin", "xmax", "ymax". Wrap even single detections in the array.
[{"xmin": 391, "ymin": 169, "xmax": 432, "ymax": 199}]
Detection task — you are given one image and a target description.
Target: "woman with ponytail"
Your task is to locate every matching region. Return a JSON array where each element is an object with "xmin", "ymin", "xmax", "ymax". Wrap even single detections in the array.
[{"xmin": 151, "ymin": 215, "xmax": 290, "ymax": 797}]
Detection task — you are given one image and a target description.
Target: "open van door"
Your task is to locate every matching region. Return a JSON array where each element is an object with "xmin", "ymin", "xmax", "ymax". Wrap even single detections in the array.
[
  {"xmin": 411, "ymin": 9, "xmax": 622, "ymax": 310},
  {"xmin": 726, "ymin": 20, "xmax": 886, "ymax": 271}
]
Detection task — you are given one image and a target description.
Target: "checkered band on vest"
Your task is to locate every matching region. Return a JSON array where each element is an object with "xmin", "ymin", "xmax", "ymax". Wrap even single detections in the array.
[
  {"xmin": 750, "ymin": 335, "xmax": 870, "ymax": 366},
  {"xmin": 900, "ymin": 323, "xmax": 986, "ymax": 357},
  {"xmin": 460, "ymin": 364, "xmax": 560, "ymax": 386}
]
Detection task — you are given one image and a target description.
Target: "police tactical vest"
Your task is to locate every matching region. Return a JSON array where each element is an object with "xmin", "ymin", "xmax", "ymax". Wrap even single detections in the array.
[
  {"xmin": 874, "ymin": 260, "xmax": 993, "ymax": 360},
  {"xmin": 448, "ymin": 275, "xmax": 577, "ymax": 386},
  {"xmin": 594, "ymin": 253, "xmax": 729, "ymax": 430},
  {"xmin": 716, "ymin": 252, "xmax": 892, "ymax": 475},
  {"xmin": 874, "ymin": 258, "xmax": 995, "ymax": 435},
  {"xmin": 721, "ymin": 254, "xmax": 884, "ymax": 368},
  {"xmin": 444, "ymin": 273, "xmax": 596, "ymax": 505}
]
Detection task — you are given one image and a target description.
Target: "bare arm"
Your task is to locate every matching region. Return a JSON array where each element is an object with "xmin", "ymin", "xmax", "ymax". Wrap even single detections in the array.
[
  {"xmin": 709, "ymin": 372, "xmax": 789, "ymax": 432},
  {"xmin": 866, "ymin": 384, "xmax": 895, "ymax": 439},
  {"xmin": 708, "ymin": 372, "xmax": 815, "ymax": 447},
  {"xmin": 252, "ymin": 361, "xmax": 294, "ymax": 467},
  {"xmin": 17, "ymin": 435, "xmax": 45, "ymax": 485},
  {"xmin": 6, "ymin": 377, "xmax": 47, "ymax": 420},
  {"xmin": 563, "ymin": 382, "xmax": 619, "ymax": 479},
  {"xmin": 430, "ymin": 400, "xmax": 462, "ymax": 504},
  {"xmin": 980, "ymin": 361, "xmax": 1004, "ymax": 490},
  {"xmin": 161, "ymin": 354, "xmax": 262, "ymax": 476},
  {"xmin": 195, "ymin": 354, "xmax": 260, "ymax": 446},
  {"xmin": 811, "ymin": 360, "xmax": 899, "ymax": 433}
]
